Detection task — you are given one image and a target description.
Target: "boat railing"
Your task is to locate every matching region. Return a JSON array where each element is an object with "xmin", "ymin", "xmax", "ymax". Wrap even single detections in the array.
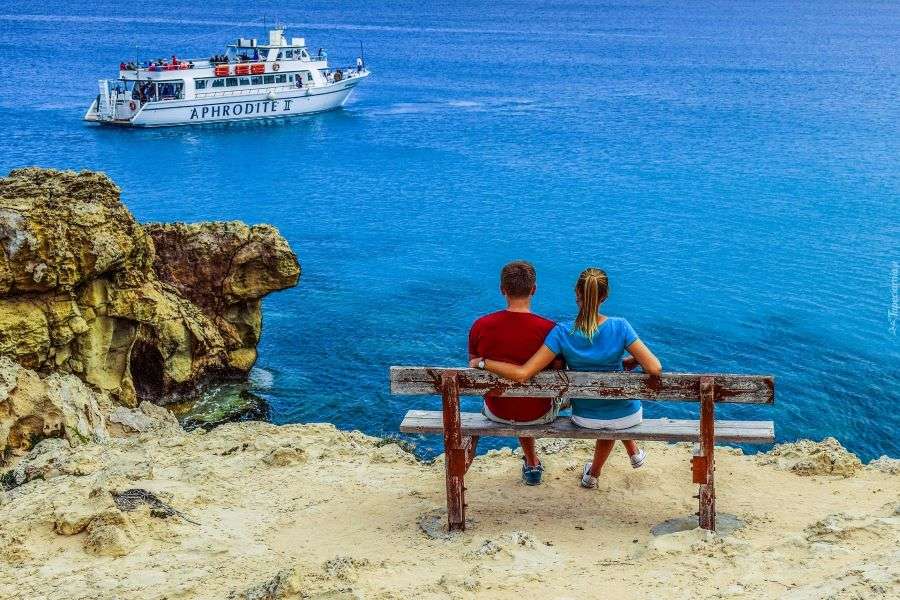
[
  {"xmin": 121, "ymin": 55, "xmax": 335, "ymax": 77},
  {"xmin": 324, "ymin": 67, "xmax": 368, "ymax": 83}
]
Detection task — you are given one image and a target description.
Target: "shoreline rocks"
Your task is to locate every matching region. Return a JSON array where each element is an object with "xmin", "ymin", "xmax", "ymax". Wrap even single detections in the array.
[
  {"xmin": 757, "ymin": 437, "xmax": 864, "ymax": 477},
  {"xmin": 0, "ymin": 167, "xmax": 299, "ymax": 458},
  {"xmin": 146, "ymin": 221, "xmax": 300, "ymax": 377},
  {"xmin": 169, "ymin": 383, "xmax": 271, "ymax": 431}
]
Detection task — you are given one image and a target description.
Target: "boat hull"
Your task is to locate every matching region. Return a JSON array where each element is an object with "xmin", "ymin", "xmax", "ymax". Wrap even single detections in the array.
[{"xmin": 88, "ymin": 79, "xmax": 362, "ymax": 127}]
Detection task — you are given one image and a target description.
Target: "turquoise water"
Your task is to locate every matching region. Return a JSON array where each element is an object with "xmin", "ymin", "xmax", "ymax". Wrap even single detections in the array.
[{"xmin": 1, "ymin": 1, "xmax": 898, "ymax": 460}]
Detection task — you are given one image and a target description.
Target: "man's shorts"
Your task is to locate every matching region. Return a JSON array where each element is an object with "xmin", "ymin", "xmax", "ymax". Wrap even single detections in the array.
[{"xmin": 482, "ymin": 398, "xmax": 561, "ymax": 426}]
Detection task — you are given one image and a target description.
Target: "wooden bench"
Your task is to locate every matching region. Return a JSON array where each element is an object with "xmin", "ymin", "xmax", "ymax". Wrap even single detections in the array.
[{"xmin": 392, "ymin": 367, "xmax": 775, "ymax": 532}]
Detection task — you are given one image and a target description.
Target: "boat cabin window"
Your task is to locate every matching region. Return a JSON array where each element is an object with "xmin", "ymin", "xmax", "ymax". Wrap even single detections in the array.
[
  {"xmin": 192, "ymin": 73, "xmax": 295, "ymax": 93},
  {"xmin": 132, "ymin": 80, "xmax": 183, "ymax": 102},
  {"xmin": 284, "ymin": 50, "xmax": 294, "ymax": 59},
  {"xmin": 307, "ymin": 72, "xmax": 313, "ymax": 82},
  {"xmin": 108, "ymin": 79, "xmax": 135, "ymax": 98},
  {"xmin": 157, "ymin": 82, "xmax": 183, "ymax": 100}
]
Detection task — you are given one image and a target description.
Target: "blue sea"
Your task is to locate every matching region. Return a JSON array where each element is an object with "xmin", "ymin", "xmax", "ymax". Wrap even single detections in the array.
[{"xmin": 1, "ymin": 1, "xmax": 898, "ymax": 460}]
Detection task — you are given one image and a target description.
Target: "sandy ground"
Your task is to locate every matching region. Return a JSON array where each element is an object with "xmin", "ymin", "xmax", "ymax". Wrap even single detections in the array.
[{"xmin": 0, "ymin": 420, "xmax": 897, "ymax": 600}]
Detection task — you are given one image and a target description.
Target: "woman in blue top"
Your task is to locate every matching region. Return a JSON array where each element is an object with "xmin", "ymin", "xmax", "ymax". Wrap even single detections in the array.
[{"xmin": 469, "ymin": 268, "xmax": 662, "ymax": 488}]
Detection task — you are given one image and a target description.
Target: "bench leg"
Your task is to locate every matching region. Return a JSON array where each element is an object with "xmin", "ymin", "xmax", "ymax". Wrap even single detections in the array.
[
  {"xmin": 441, "ymin": 372, "xmax": 466, "ymax": 532},
  {"xmin": 698, "ymin": 376, "xmax": 716, "ymax": 531}
]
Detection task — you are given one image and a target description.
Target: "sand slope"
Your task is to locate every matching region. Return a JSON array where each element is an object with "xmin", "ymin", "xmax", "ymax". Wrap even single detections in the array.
[{"xmin": 0, "ymin": 422, "xmax": 897, "ymax": 600}]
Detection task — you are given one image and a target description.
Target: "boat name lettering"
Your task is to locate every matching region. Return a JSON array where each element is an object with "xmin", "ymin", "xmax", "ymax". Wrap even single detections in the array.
[{"xmin": 189, "ymin": 100, "xmax": 293, "ymax": 120}]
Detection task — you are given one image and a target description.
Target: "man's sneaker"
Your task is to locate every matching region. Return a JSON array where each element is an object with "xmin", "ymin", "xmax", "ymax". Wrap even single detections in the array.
[
  {"xmin": 522, "ymin": 461, "xmax": 544, "ymax": 486},
  {"xmin": 630, "ymin": 449, "xmax": 647, "ymax": 469},
  {"xmin": 580, "ymin": 463, "xmax": 598, "ymax": 489}
]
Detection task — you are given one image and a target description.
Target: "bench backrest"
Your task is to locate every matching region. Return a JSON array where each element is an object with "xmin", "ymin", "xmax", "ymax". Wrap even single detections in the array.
[{"xmin": 390, "ymin": 367, "xmax": 774, "ymax": 404}]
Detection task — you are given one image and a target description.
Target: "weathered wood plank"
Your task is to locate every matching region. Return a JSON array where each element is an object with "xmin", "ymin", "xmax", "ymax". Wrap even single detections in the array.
[
  {"xmin": 698, "ymin": 376, "xmax": 717, "ymax": 531},
  {"xmin": 390, "ymin": 367, "xmax": 774, "ymax": 404},
  {"xmin": 400, "ymin": 410, "xmax": 775, "ymax": 443},
  {"xmin": 403, "ymin": 411, "xmax": 776, "ymax": 436},
  {"xmin": 404, "ymin": 409, "xmax": 775, "ymax": 429},
  {"xmin": 440, "ymin": 373, "xmax": 466, "ymax": 532}
]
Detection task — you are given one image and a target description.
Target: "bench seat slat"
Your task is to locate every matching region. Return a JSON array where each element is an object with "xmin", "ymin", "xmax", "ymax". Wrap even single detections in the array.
[
  {"xmin": 390, "ymin": 367, "xmax": 774, "ymax": 404},
  {"xmin": 400, "ymin": 410, "xmax": 774, "ymax": 444}
]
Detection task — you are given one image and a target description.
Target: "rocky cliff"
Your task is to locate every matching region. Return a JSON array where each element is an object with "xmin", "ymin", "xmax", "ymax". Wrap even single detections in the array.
[
  {"xmin": 146, "ymin": 221, "xmax": 300, "ymax": 376},
  {"xmin": 0, "ymin": 420, "xmax": 896, "ymax": 600},
  {"xmin": 0, "ymin": 168, "xmax": 299, "ymax": 457}
]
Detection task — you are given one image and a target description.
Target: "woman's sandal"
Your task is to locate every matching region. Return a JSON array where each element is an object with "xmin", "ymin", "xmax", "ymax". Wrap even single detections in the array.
[
  {"xmin": 630, "ymin": 449, "xmax": 646, "ymax": 469},
  {"xmin": 580, "ymin": 463, "xmax": 598, "ymax": 489}
]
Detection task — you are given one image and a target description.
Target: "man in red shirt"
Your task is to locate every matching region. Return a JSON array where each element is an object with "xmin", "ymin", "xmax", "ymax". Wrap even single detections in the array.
[{"xmin": 468, "ymin": 260, "xmax": 561, "ymax": 485}]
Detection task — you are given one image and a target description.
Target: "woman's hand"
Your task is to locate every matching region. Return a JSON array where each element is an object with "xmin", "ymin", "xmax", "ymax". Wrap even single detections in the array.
[{"xmin": 469, "ymin": 357, "xmax": 482, "ymax": 368}]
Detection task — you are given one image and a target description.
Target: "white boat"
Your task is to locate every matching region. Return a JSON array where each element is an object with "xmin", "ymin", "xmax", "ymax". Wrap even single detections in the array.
[{"xmin": 84, "ymin": 26, "xmax": 369, "ymax": 127}]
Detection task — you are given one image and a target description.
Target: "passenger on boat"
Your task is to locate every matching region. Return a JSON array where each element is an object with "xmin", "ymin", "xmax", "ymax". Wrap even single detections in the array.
[
  {"xmin": 295, "ymin": 74, "xmax": 303, "ymax": 88},
  {"xmin": 137, "ymin": 82, "xmax": 150, "ymax": 102},
  {"xmin": 334, "ymin": 69, "xmax": 343, "ymax": 82},
  {"xmin": 356, "ymin": 57, "xmax": 363, "ymax": 73}
]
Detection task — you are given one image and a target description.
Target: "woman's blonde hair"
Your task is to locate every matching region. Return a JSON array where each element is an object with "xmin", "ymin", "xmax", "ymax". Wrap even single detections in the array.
[{"xmin": 573, "ymin": 268, "xmax": 609, "ymax": 339}]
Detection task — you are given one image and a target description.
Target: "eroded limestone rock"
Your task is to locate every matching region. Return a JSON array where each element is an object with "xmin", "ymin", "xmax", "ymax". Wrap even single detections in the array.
[
  {"xmin": 229, "ymin": 568, "xmax": 304, "ymax": 600},
  {"xmin": 867, "ymin": 455, "xmax": 900, "ymax": 475},
  {"xmin": 83, "ymin": 509, "xmax": 135, "ymax": 557},
  {"xmin": 53, "ymin": 492, "xmax": 117, "ymax": 536},
  {"xmin": 0, "ymin": 168, "xmax": 152, "ymax": 297},
  {"xmin": 146, "ymin": 221, "xmax": 300, "ymax": 373},
  {"xmin": 757, "ymin": 437, "xmax": 863, "ymax": 477},
  {"xmin": 0, "ymin": 168, "xmax": 299, "ymax": 455},
  {"xmin": 0, "ymin": 358, "xmax": 108, "ymax": 462},
  {"xmin": 0, "ymin": 436, "xmax": 104, "ymax": 488},
  {"xmin": 108, "ymin": 401, "xmax": 182, "ymax": 435}
]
